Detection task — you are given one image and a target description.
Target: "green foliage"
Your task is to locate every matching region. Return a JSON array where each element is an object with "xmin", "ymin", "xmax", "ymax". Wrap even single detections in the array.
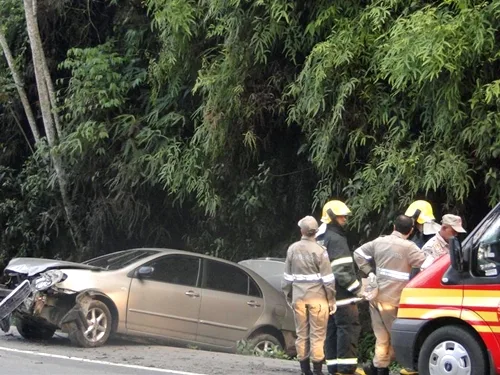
[
  {"xmin": 0, "ymin": 156, "xmax": 61, "ymax": 267},
  {"xmin": 358, "ymin": 331, "xmax": 376, "ymax": 364},
  {"xmin": 59, "ymin": 43, "xmax": 133, "ymax": 119},
  {"xmin": 236, "ymin": 339, "xmax": 291, "ymax": 360},
  {"xmin": 0, "ymin": 0, "xmax": 25, "ymax": 36},
  {"xmin": 0, "ymin": 0, "xmax": 499, "ymax": 266},
  {"xmin": 287, "ymin": 0, "xmax": 500, "ymax": 231}
]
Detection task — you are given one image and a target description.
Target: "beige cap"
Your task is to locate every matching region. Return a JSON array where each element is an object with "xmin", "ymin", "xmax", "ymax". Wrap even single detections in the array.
[
  {"xmin": 298, "ymin": 216, "xmax": 319, "ymax": 233},
  {"xmin": 442, "ymin": 214, "xmax": 466, "ymax": 233}
]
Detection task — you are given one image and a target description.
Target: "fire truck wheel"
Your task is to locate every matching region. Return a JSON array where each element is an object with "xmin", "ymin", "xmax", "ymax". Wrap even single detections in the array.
[{"xmin": 418, "ymin": 325, "xmax": 487, "ymax": 375}]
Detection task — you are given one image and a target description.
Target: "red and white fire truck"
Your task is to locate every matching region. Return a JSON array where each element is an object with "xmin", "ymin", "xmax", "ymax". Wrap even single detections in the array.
[{"xmin": 392, "ymin": 203, "xmax": 500, "ymax": 375}]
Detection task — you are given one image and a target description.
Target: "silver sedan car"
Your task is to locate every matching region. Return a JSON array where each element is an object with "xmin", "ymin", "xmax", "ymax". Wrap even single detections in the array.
[{"xmin": 0, "ymin": 249, "xmax": 296, "ymax": 355}]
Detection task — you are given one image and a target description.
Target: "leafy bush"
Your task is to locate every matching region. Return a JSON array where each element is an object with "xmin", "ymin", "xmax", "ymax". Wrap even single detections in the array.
[
  {"xmin": 1, "ymin": 0, "xmax": 498, "ymax": 268},
  {"xmin": 236, "ymin": 339, "xmax": 291, "ymax": 360}
]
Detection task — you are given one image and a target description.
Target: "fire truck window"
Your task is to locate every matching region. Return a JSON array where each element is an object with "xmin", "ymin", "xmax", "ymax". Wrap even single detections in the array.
[{"xmin": 473, "ymin": 217, "xmax": 500, "ymax": 278}]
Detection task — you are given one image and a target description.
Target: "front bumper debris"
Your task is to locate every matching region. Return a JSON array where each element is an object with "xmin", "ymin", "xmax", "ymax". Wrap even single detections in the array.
[
  {"xmin": 60, "ymin": 291, "xmax": 91, "ymax": 331},
  {"xmin": 0, "ymin": 315, "xmax": 10, "ymax": 332},
  {"xmin": 0, "ymin": 280, "xmax": 31, "ymax": 321}
]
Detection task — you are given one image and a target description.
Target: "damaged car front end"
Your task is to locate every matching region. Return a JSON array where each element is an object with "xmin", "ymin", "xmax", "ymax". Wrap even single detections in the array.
[
  {"xmin": 0, "ymin": 248, "xmax": 299, "ymax": 354},
  {"xmin": 0, "ymin": 258, "xmax": 106, "ymax": 346}
]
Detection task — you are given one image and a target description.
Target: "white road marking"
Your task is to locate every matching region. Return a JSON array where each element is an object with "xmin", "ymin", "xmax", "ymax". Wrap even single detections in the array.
[{"xmin": 0, "ymin": 346, "xmax": 207, "ymax": 375}]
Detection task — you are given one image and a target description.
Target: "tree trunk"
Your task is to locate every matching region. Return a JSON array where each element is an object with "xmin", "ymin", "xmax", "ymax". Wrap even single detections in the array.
[
  {"xmin": 43, "ymin": 54, "xmax": 63, "ymax": 138},
  {"xmin": 31, "ymin": 2, "xmax": 63, "ymax": 139},
  {"xmin": 0, "ymin": 30, "xmax": 41, "ymax": 144},
  {"xmin": 23, "ymin": 0, "xmax": 83, "ymax": 250}
]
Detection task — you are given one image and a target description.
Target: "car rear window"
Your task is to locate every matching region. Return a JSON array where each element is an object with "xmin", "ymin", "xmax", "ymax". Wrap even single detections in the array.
[{"xmin": 84, "ymin": 250, "xmax": 159, "ymax": 270}]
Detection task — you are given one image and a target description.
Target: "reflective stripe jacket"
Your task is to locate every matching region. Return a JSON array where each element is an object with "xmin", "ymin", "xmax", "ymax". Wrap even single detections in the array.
[
  {"xmin": 353, "ymin": 231, "xmax": 426, "ymax": 306},
  {"xmin": 318, "ymin": 223, "xmax": 362, "ymax": 302},
  {"xmin": 282, "ymin": 236, "xmax": 336, "ymax": 306}
]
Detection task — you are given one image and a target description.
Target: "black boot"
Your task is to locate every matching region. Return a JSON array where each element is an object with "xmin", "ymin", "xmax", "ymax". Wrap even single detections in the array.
[
  {"xmin": 377, "ymin": 368, "xmax": 389, "ymax": 375},
  {"xmin": 326, "ymin": 364, "xmax": 337, "ymax": 375},
  {"xmin": 300, "ymin": 359, "xmax": 313, "ymax": 375},
  {"xmin": 312, "ymin": 361, "xmax": 324, "ymax": 375},
  {"xmin": 362, "ymin": 363, "xmax": 377, "ymax": 375}
]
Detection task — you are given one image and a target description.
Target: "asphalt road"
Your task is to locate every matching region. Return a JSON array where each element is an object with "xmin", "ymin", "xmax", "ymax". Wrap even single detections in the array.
[
  {"xmin": 0, "ymin": 348, "xmax": 201, "ymax": 375},
  {"xmin": 0, "ymin": 327, "xmax": 299, "ymax": 375}
]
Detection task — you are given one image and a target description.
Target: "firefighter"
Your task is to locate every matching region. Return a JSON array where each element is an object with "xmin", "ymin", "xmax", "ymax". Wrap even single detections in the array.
[
  {"xmin": 317, "ymin": 200, "xmax": 363, "ymax": 375},
  {"xmin": 421, "ymin": 214, "xmax": 466, "ymax": 259},
  {"xmin": 404, "ymin": 200, "xmax": 440, "ymax": 248},
  {"xmin": 283, "ymin": 216, "xmax": 336, "ymax": 375},
  {"xmin": 353, "ymin": 215, "xmax": 428, "ymax": 375},
  {"xmin": 401, "ymin": 201, "xmax": 440, "ymax": 375}
]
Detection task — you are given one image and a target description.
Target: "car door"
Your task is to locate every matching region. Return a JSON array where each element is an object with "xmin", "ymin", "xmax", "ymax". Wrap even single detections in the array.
[
  {"xmin": 197, "ymin": 259, "xmax": 264, "ymax": 348},
  {"xmin": 461, "ymin": 209, "xmax": 500, "ymax": 342},
  {"xmin": 126, "ymin": 254, "xmax": 202, "ymax": 341}
]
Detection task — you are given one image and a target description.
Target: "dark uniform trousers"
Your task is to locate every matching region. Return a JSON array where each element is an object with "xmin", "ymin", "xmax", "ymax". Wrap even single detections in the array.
[{"xmin": 324, "ymin": 304, "xmax": 361, "ymax": 374}]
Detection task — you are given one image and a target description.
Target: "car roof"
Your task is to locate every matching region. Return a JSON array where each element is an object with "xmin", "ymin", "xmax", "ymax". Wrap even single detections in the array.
[
  {"xmin": 126, "ymin": 248, "xmax": 245, "ymax": 265},
  {"xmin": 254, "ymin": 257, "xmax": 285, "ymax": 262},
  {"xmin": 126, "ymin": 248, "xmax": 283, "ymax": 295},
  {"xmin": 124, "ymin": 248, "xmax": 275, "ymax": 278}
]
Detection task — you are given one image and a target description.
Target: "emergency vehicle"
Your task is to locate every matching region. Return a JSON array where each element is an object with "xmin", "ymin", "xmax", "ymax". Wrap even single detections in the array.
[{"xmin": 392, "ymin": 203, "xmax": 500, "ymax": 375}]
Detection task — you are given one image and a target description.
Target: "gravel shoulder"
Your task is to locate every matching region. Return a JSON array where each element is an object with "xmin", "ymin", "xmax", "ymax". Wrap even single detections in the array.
[
  {"xmin": 0, "ymin": 327, "xmax": 401, "ymax": 375},
  {"xmin": 0, "ymin": 327, "xmax": 299, "ymax": 375}
]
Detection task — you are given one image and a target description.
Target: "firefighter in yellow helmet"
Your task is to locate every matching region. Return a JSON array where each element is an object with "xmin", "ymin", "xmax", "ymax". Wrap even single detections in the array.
[
  {"xmin": 404, "ymin": 200, "xmax": 440, "ymax": 249},
  {"xmin": 400, "ymin": 200, "xmax": 439, "ymax": 375},
  {"xmin": 316, "ymin": 200, "xmax": 364, "ymax": 375}
]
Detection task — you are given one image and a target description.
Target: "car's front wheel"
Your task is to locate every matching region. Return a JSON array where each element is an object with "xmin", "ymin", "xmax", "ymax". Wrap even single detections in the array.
[
  {"xmin": 16, "ymin": 318, "xmax": 56, "ymax": 340},
  {"xmin": 418, "ymin": 325, "xmax": 487, "ymax": 375},
  {"xmin": 68, "ymin": 300, "xmax": 112, "ymax": 348}
]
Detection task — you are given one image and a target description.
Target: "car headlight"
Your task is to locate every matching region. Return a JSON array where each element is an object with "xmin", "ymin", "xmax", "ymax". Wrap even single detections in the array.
[{"xmin": 33, "ymin": 270, "xmax": 66, "ymax": 291}]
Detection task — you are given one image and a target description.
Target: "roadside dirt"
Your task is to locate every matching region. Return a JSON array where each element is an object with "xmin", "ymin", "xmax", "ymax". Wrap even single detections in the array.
[
  {"xmin": 0, "ymin": 328, "xmax": 299, "ymax": 375},
  {"xmin": 0, "ymin": 328, "xmax": 400, "ymax": 374}
]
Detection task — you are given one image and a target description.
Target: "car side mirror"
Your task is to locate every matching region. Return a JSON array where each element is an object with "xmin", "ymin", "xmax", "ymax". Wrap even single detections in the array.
[
  {"xmin": 137, "ymin": 266, "xmax": 154, "ymax": 279},
  {"xmin": 449, "ymin": 236, "xmax": 463, "ymax": 272}
]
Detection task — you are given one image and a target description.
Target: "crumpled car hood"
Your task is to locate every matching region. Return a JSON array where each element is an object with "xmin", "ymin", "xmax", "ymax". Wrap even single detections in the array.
[{"xmin": 4, "ymin": 258, "xmax": 100, "ymax": 277}]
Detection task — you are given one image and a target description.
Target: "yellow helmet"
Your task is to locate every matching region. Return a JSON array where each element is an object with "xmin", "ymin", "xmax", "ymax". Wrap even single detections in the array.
[
  {"xmin": 321, "ymin": 200, "xmax": 351, "ymax": 224},
  {"xmin": 405, "ymin": 200, "xmax": 435, "ymax": 225}
]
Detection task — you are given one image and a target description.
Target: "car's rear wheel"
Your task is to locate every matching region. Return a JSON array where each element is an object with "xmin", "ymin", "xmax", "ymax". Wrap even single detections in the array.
[
  {"xmin": 68, "ymin": 300, "xmax": 112, "ymax": 348},
  {"xmin": 16, "ymin": 318, "xmax": 56, "ymax": 340},
  {"xmin": 247, "ymin": 333, "xmax": 283, "ymax": 357},
  {"xmin": 418, "ymin": 325, "xmax": 487, "ymax": 375}
]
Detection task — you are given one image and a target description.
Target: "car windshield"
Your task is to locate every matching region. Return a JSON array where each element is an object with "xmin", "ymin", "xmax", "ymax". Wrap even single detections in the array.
[{"xmin": 83, "ymin": 250, "xmax": 159, "ymax": 270}]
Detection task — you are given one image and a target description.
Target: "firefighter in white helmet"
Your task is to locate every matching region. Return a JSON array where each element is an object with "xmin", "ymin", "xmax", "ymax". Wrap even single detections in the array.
[
  {"xmin": 283, "ymin": 216, "xmax": 336, "ymax": 375},
  {"xmin": 316, "ymin": 200, "xmax": 364, "ymax": 375}
]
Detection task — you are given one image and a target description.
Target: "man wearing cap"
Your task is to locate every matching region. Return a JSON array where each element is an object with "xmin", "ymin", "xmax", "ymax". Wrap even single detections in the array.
[
  {"xmin": 283, "ymin": 216, "xmax": 337, "ymax": 375},
  {"xmin": 421, "ymin": 214, "xmax": 466, "ymax": 260}
]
